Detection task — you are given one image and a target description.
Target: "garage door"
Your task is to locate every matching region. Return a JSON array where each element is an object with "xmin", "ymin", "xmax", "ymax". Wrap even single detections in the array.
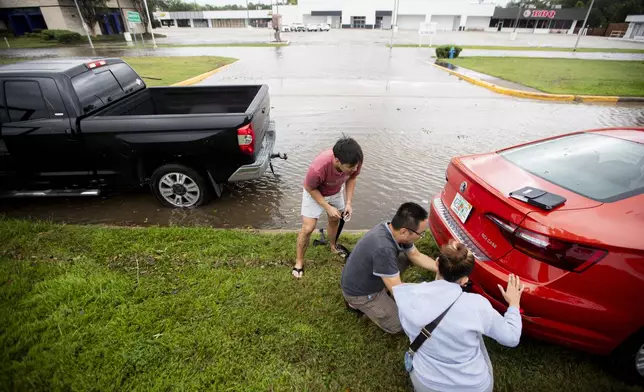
[
  {"xmin": 466, "ymin": 16, "xmax": 490, "ymax": 31},
  {"xmin": 303, "ymin": 15, "xmax": 327, "ymax": 25},
  {"xmin": 431, "ymin": 15, "xmax": 455, "ymax": 31},
  {"xmin": 397, "ymin": 15, "xmax": 425, "ymax": 30}
]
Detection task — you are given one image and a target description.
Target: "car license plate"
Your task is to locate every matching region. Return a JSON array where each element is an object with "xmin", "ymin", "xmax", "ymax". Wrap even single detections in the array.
[{"xmin": 450, "ymin": 193, "xmax": 473, "ymax": 224}]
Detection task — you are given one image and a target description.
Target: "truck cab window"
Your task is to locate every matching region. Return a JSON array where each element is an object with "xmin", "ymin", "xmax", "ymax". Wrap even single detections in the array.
[
  {"xmin": 109, "ymin": 63, "xmax": 145, "ymax": 94},
  {"xmin": 5, "ymin": 81, "xmax": 49, "ymax": 122},
  {"xmin": 72, "ymin": 69, "xmax": 124, "ymax": 114}
]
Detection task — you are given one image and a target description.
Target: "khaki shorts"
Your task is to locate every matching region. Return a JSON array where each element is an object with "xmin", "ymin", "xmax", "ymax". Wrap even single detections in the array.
[
  {"xmin": 343, "ymin": 288, "xmax": 402, "ymax": 334},
  {"xmin": 342, "ymin": 254, "xmax": 411, "ymax": 335},
  {"xmin": 301, "ymin": 188, "xmax": 345, "ymax": 219}
]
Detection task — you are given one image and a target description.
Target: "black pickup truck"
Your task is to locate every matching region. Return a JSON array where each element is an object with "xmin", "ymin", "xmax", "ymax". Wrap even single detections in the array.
[{"xmin": 0, "ymin": 58, "xmax": 285, "ymax": 207}]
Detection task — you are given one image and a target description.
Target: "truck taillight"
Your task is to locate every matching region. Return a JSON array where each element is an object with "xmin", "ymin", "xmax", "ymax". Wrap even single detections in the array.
[
  {"xmin": 487, "ymin": 215, "xmax": 606, "ymax": 272},
  {"xmin": 237, "ymin": 124, "xmax": 255, "ymax": 155},
  {"xmin": 86, "ymin": 60, "xmax": 107, "ymax": 69}
]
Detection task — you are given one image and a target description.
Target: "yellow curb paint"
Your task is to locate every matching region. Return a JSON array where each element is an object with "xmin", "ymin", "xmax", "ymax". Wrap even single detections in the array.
[
  {"xmin": 431, "ymin": 62, "xmax": 575, "ymax": 101},
  {"xmin": 171, "ymin": 61, "xmax": 237, "ymax": 87},
  {"xmin": 577, "ymin": 95, "xmax": 620, "ymax": 103}
]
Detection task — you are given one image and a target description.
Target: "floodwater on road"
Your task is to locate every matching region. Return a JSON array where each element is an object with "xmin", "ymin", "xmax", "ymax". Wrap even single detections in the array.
[{"xmin": 1, "ymin": 46, "xmax": 643, "ymax": 229}]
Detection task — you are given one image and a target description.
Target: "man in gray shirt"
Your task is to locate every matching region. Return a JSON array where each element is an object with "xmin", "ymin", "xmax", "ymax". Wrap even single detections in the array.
[{"xmin": 341, "ymin": 202, "xmax": 438, "ymax": 334}]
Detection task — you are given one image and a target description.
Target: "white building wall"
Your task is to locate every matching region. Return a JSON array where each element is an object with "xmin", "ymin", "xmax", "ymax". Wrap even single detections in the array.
[
  {"xmin": 465, "ymin": 16, "xmax": 490, "ymax": 30},
  {"xmin": 296, "ymin": 0, "xmax": 495, "ymax": 28},
  {"xmin": 430, "ymin": 15, "xmax": 455, "ymax": 31},
  {"xmin": 397, "ymin": 15, "xmax": 425, "ymax": 30}
]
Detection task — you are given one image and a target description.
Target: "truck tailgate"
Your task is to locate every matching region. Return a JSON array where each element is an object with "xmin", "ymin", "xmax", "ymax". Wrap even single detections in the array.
[{"xmin": 247, "ymin": 85, "xmax": 271, "ymax": 159}]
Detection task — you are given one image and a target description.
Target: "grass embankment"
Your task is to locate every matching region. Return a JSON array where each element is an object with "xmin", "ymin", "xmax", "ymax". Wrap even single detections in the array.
[
  {"xmin": 390, "ymin": 44, "xmax": 644, "ymax": 53},
  {"xmin": 0, "ymin": 56, "xmax": 236, "ymax": 87},
  {"xmin": 0, "ymin": 33, "xmax": 166, "ymax": 49},
  {"xmin": 1, "ymin": 219, "xmax": 641, "ymax": 391},
  {"xmin": 446, "ymin": 57, "xmax": 644, "ymax": 97}
]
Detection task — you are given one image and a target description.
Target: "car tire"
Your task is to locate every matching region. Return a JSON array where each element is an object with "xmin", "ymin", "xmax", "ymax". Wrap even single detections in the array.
[
  {"xmin": 150, "ymin": 163, "xmax": 212, "ymax": 208},
  {"xmin": 612, "ymin": 330, "xmax": 644, "ymax": 385}
]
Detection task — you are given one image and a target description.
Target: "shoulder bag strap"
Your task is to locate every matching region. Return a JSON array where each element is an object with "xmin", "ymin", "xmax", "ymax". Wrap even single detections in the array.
[{"xmin": 408, "ymin": 292, "xmax": 462, "ymax": 354}]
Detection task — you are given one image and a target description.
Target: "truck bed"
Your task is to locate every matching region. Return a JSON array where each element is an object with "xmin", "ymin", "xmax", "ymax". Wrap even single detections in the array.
[{"xmin": 96, "ymin": 85, "xmax": 263, "ymax": 116}]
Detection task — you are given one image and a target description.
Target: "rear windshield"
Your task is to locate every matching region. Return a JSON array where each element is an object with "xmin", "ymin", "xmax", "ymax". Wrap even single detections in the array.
[
  {"xmin": 501, "ymin": 133, "xmax": 644, "ymax": 202},
  {"xmin": 71, "ymin": 63, "xmax": 144, "ymax": 114}
]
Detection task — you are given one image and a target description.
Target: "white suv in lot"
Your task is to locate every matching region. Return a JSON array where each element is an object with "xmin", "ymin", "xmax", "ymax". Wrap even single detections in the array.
[
  {"xmin": 291, "ymin": 23, "xmax": 305, "ymax": 32},
  {"xmin": 317, "ymin": 23, "xmax": 330, "ymax": 31},
  {"xmin": 305, "ymin": 23, "xmax": 319, "ymax": 31}
]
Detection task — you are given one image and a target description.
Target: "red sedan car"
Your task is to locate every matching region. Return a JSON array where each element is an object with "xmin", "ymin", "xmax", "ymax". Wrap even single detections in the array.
[{"xmin": 429, "ymin": 127, "xmax": 644, "ymax": 381}]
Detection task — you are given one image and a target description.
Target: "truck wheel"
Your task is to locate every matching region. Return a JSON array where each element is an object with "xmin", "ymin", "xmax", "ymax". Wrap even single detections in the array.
[{"xmin": 150, "ymin": 164, "xmax": 211, "ymax": 208}]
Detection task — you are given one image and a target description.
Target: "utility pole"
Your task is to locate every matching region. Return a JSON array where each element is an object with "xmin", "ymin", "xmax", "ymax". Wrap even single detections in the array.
[
  {"xmin": 388, "ymin": 0, "xmax": 399, "ymax": 49},
  {"xmin": 513, "ymin": 5, "xmax": 521, "ymax": 33},
  {"xmin": 116, "ymin": 0, "xmax": 128, "ymax": 32},
  {"xmin": 573, "ymin": 0, "xmax": 594, "ymax": 52},
  {"xmin": 73, "ymin": 0, "xmax": 94, "ymax": 49},
  {"xmin": 245, "ymin": 0, "xmax": 250, "ymax": 27},
  {"xmin": 143, "ymin": 0, "xmax": 157, "ymax": 48}
]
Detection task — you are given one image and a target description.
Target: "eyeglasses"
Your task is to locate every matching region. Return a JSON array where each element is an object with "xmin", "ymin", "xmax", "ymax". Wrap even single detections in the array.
[{"xmin": 404, "ymin": 227, "xmax": 426, "ymax": 238}]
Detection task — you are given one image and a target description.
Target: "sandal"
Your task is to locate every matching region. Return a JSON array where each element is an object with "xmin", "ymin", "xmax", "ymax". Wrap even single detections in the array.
[
  {"xmin": 292, "ymin": 267, "xmax": 304, "ymax": 279},
  {"xmin": 332, "ymin": 244, "xmax": 351, "ymax": 258}
]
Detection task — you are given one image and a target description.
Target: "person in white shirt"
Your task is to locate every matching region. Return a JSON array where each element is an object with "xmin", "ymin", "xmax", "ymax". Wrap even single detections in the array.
[{"xmin": 393, "ymin": 240, "xmax": 525, "ymax": 392}]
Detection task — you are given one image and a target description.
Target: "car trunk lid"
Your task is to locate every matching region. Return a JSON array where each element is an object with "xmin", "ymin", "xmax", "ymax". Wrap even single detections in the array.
[{"xmin": 441, "ymin": 153, "xmax": 602, "ymax": 262}]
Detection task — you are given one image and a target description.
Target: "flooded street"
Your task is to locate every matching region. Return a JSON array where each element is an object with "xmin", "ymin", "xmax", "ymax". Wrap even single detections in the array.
[{"xmin": 1, "ymin": 45, "xmax": 643, "ymax": 229}]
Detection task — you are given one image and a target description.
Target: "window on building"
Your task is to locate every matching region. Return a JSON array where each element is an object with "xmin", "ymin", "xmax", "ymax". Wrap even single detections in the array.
[{"xmin": 5, "ymin": 81, "xmax": 49, "ymax": 122}]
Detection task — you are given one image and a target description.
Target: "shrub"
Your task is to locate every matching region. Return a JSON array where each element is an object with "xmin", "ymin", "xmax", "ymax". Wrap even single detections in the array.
[
  {"xmin": 56, "ymin": 31, "xmax": 81, "ymax": 43},
  {"xmin": 26, "ymin": 32, "xmax": 42, "ymax": 38},
  {"xmin": 435, "ymin": 45, "xmax": 463, "ymax": 59},
  {"xmin": 41, "ymin": 29, "xmax": 82, "ymax": 43}
]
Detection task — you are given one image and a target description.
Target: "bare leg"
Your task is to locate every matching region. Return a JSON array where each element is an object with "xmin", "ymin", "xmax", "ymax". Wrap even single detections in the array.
[
  {"xmin": 294, "ymin": 217, "xmax": 317, "ymax": 277},
  {"xmin": 327, "ymin": 215, "xmax": 341, "ymax": 252}
]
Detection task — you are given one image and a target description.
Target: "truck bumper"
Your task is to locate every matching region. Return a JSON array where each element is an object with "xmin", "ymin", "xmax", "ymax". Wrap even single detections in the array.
[{"xmin": 228, "ymin": 121, "xmax": 276, "ymax": 182}]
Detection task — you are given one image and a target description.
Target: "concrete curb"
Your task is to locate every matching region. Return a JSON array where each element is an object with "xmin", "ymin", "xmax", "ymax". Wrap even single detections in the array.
[
  {"xmin": 431, "ymin": 62, "xmax": 644, "ymax": 103},
  {"xmin": 172, "ymin": 61, "xmax": 237, "ymax": 87}
]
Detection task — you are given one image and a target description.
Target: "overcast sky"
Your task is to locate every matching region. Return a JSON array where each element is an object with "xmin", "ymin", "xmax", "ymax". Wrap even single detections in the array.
[{"xmin": 193, "ymin": 0, "xmax": 508, "ymax": 6}]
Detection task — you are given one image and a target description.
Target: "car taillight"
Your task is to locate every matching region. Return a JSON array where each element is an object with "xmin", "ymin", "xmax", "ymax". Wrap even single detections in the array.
[
  {"xmin": 487, "ymin": 215, "xmax": 606, "ymax": 272},
  {"xmin": 86, "ymin": 60, "xmax": 107, "ymax": 69},
  {"xmin": 237, "ymin": 123, "xmax": 255, "ymax": 155}
]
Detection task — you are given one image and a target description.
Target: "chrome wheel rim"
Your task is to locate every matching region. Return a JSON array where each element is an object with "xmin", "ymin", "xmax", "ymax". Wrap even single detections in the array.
[
  {"xmin": 637, "ymin": 343, "xmax": 644, "ymax": 377},
  {"xmin": 158, "ymin": 172, "xmax": 200, "ymax": 207}
]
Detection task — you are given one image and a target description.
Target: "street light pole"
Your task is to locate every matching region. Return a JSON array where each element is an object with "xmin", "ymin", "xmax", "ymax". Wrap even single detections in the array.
[
  {"xmin": 143, "ymin": 0, "xmax": 157, "ymax": 48},
  {"xmin": 388, "ymin": 0, "xmax": 399, "ymax": 48},
  {"xmin": 513, "ymin": 5, "xmax": 521, "ymax": 33},
  {"xmin": 573, "ymin": 0, "xmax": 594, "ymax": 52},
  {"xmin": 73, "ymin": 0, "xmax": 94, "ymax": 49},
  {"xmin": 245, "ymin": 0, "xmax": 250, "ymax": 27}
]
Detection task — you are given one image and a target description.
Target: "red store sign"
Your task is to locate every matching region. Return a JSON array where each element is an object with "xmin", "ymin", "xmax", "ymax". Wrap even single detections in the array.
[{"xmin": 523, "ymin": 9, "xmax": 557, "ymax": 19}]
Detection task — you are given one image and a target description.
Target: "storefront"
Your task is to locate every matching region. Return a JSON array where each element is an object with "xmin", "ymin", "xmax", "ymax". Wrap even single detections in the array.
[{"xmin": 489, "ymin": 7, "xmax": 589, "ymax": 34}]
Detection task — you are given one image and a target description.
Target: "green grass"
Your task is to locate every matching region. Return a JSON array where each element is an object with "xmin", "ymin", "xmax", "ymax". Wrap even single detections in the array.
[
  {"xmin": 122, "ymin": 56, "xmax": 237, "ymax": 86},
  {"xmin": 390, "ymin": 44, "xmax": 644, "ymax": 53},
  {"xmin": 0, "ymin": 36, "xmax": 59, "ymax": 49},
  {"xmin": 0, "ymin": 219, "xmax": 642, "ymax": 392},
  {"xmin": 0, "ymin": 56, "xmax": 237, "ymax": 87},
  {"xmin": 445, "ymin": 57, "xmax": 644, "ymax": 97}
]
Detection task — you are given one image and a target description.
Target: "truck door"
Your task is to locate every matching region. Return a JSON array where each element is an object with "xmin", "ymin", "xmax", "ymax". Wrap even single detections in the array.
[{"xmin": 0, "ymin": 78, "xmax": 92, "ymax": 188}]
